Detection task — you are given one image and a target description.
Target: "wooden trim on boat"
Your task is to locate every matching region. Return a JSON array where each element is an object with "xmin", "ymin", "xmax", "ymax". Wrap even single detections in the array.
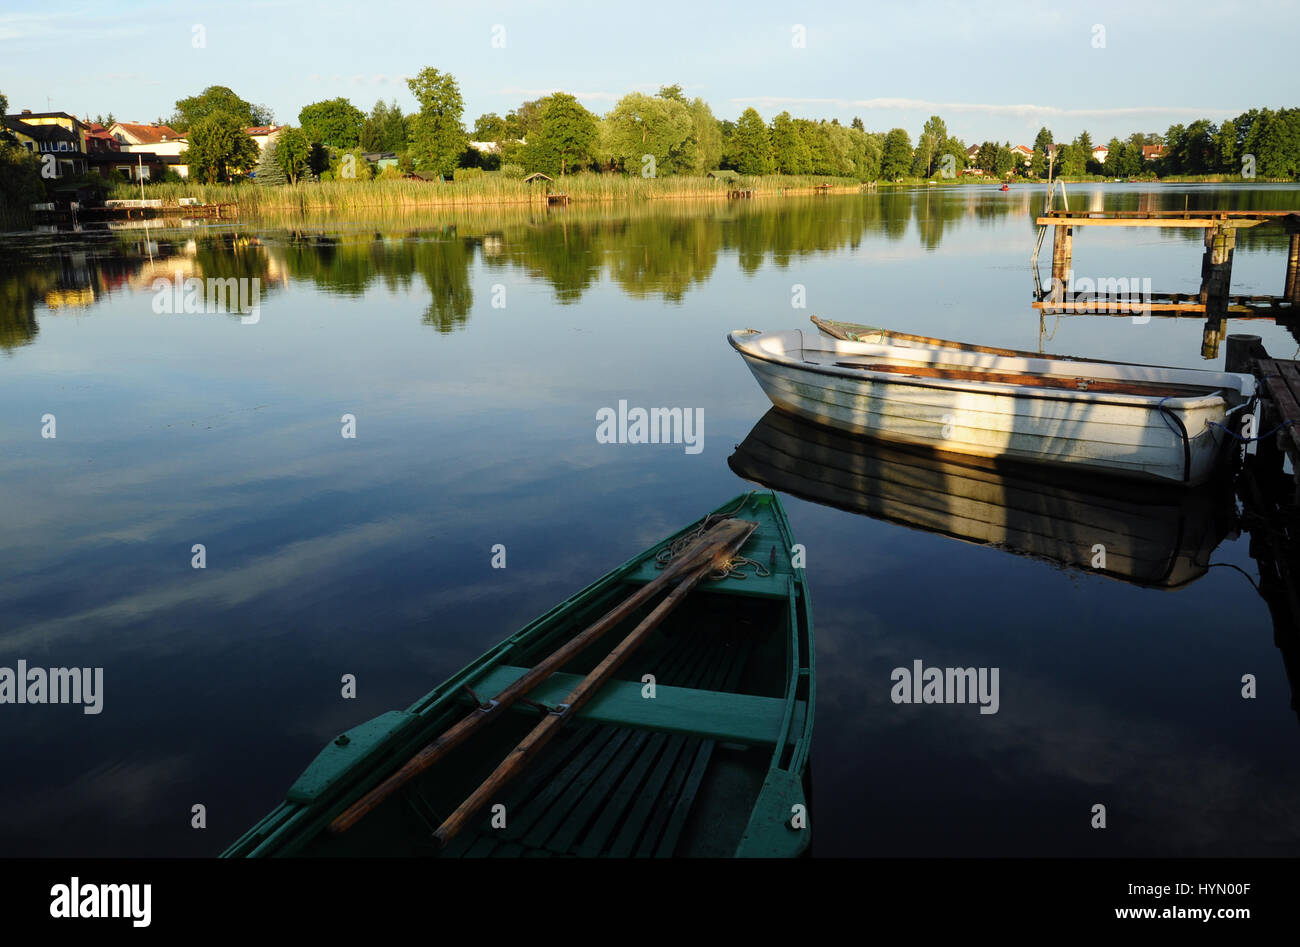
[{"xmin": 830, "ymin": 359, "xmax": 1222, "ymax": 399}]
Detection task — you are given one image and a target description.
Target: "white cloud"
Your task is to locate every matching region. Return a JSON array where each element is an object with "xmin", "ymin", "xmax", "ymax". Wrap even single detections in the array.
[{"xmin": 730, "ymin": 95, "xmax": 1238, "ymax": 120}]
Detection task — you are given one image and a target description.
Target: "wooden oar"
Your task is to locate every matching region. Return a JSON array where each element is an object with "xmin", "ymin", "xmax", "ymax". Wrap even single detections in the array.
[
  {"xmin": 328, "ymin": 515, "xmax": 757, "ymax": 835},
  {"xmin": 432, "ymin": 518, "xmax": 757, "ymax": 846}
]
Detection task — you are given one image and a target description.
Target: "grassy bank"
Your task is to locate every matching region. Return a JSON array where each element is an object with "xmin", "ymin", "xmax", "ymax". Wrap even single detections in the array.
[{"xmin": 108, "ymin": 173, "xmax": 863, "ymax": 215}]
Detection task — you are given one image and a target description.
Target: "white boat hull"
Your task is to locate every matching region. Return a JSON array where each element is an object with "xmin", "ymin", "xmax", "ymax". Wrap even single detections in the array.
[{"xmin": 729, "ymin": 329, "xmax": 1256, "ymax": 485}]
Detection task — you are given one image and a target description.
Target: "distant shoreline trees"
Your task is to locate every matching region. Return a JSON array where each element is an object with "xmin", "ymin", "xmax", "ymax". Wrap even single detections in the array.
[{"xmin": 156, "ymin": 76, "xmax": 1300, "ymax": 187}]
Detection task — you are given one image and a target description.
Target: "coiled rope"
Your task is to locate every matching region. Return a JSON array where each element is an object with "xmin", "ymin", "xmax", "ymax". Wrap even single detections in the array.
[{"xmin": 655, "ymin": 491, "xmax": 771, "ymax": 581}]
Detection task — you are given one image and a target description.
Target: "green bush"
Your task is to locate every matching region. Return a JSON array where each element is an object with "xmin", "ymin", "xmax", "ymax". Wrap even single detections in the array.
[{"xmin": 499, "ymin": 162, "xmax": 524, "ymax": 179}]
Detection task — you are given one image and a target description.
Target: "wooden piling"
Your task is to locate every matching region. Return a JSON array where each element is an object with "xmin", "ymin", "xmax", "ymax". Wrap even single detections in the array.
[
  {"xmin": 1199, "ymin": 223, "xmax": 1237, "ymax": 322},
  {"xmin": 1286, "ymin": 230, "xmax": 1300, "ymax": 304},
  {"xmin": 1050, "ymin": 224, "xmax": 1073, "ymax": 303}
]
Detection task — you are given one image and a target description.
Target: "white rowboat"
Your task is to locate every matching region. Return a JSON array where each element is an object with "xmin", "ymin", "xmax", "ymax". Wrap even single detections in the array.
[{"xmin": 728, "ymin": 327, "xmax": 1256, "ymax": 485}]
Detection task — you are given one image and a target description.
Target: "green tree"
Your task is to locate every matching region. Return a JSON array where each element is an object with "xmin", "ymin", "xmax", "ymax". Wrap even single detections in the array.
[
  {"xmin": 880, "ymin": 128, "xmax": 913, "ymax": 179},
  {"xmin": 1215, "ymin": 119, "xmax": 1236, "ymax": 172},
  {"xmin": 504, "ymin": 99, "xmax": 547, "ymax": 141},
  {"xmin": 274, "ymin": 127, "xmax": 312, "ymax": 183},
  {"xmin": 406, "ymin": 67, "xmax": 466, "ymax": 176},
  {"xmin": 770, "ymin": 111, "xmax": 811, "ymax": 174},
  {"xmin": 1101, "ymin": 136, "xmax": 1123, "ymax": 176},
  {"xmin": 913, "ymin": 115, "xmax": 947, "ymax": 177},
  {"xmin": 171, "ymin": 86, "xmax": 271, "ymax": 132},
  {"xmin": 0, "ymin": 137, "xmax": 45, "ymax": 214},
  {"xmin": 936, "ymin": 136, "xmax": 967, "ymax": 177},
  {"xmin": 851, "ymin": 116, "xmax": 864, "ymax": 132},
  {"xmin": 994, "ymin": 143, "xmax": 1015, "ymax": 177},
  {"xmin": 1031, "ymin": 126, "xmax": 1053, "ymax": 178},
  {"xmin": 472, "ymin": 112, "xmax": 510, "ymax": 142},
  {"xmin": 603, "ymin": 92, "xmax": 693, "ymax": 174},
  {"xmin": 0, "ymin": 91, "xmax": 7, "ymax": 116},
  {"xmin": 184, "ymin": 113, "xmax": 259, "ymax": 183},
  {"xmin": 975, "ymin": 140, "xmax": 997, "ymax": 173},
  {"xmin": 299, "ymin": 98, "xmax": 364, "ymax": 149},
  {"xmin": 687, "ymin": 98, "xmax": 722, "ymax": 172},
  {"xmin": 730, "ymin": 107, "xmax": 772, "ymax": 175},
  {"xmin": 253, "ymin": 138, "xmax": 287, "ymax": 186},
  {"xmin": 1252, "ymin": 108, "xmax": 1300, "ymax": 178},
  {"xmin": 523, "ymin": 93, "xmax": 598, "ymax": 175}
]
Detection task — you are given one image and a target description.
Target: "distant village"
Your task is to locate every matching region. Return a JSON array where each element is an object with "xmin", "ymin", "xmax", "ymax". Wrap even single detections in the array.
[{"xmin": 4, "ymin": 110, "xmax": 296, "ymax": 181}]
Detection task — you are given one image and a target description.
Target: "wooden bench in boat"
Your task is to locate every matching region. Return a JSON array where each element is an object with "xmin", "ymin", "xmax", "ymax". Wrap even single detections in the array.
[
  {"xmin": 462, "ymin": 665, "xmax": 807, "ymax": 746},
  {"xmin": 830, "ymin": 358, "xmax": 1223, "ymax": 399}
]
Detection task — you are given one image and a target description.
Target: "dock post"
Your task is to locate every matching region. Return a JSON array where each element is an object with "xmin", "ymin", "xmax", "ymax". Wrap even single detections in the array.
[
  {"xmin": 1200, "ymin": 223, "xmax": 1237, "ymax": 319},
  {"xmin": 1050, "ymin": 224, "xmax": 1072, "ymax": 304},
  {"xmin": 1199, "ymin": 223, "xmax": 1236, "ymax": 359},
  {"xmin": 1285, "ymin": 223, "xmax": 1300, "ymax": 304},
  {"xmin": 1226, "ymin": 333, "xmax": 1263, "ymax": 374}
]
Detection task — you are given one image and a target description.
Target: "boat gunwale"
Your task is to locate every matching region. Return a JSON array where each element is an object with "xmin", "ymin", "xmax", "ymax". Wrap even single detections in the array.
[{"xmin": 729, "ymin": 329, "xmax": 1246, "ymax": 412}]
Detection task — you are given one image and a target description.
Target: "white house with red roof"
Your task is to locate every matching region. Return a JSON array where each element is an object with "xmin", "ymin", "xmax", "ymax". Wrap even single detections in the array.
[
  {"xmin": 245, "ymin": 125, "xmax": 285, "ymax": 152},
  {"xmin": 108, "ymin": 122, "xmax": 189, "ymax": 178}
]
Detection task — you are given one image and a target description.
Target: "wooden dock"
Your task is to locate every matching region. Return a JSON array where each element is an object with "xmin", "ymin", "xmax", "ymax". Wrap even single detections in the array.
[{"xmin": 1034, "ymin": 207, "xmax": 1300, "ymax": 358}]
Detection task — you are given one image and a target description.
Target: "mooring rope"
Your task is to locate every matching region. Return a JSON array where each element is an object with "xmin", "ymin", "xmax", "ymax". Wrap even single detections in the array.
[{"xmin": 654, "ymin": 491, "xmax": 771, "ymax": 581}]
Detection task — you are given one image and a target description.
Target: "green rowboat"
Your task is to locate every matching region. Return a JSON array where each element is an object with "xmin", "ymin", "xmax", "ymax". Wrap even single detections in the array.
[{"xmin": 223, "ymin": 492, "xmax": 814, "ymax": 858}]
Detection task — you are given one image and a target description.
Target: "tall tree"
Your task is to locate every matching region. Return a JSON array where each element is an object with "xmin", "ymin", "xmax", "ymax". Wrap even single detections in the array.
[
  {"xmin": 274, "ymin": 127, "xmax": 312, "ymax": 183},
  {"xmin": 1101, "ymin": 136, "xmax": 1123, "ymax": 176},
  {"xmin": 880, "ymin": 128, "xmax": 913, "ymax": 179},
  {"xmin": 299, "ymin": 98, "xmax": 364, "ymax": 149},
  {"xmin": 851, "ymin": 116, "xmax": 864, "ymax": 132},
  {"xmin": 184, "ymin": 113, "xmax": 259, "ymax": 183},
  {"xmin": 171, "ymin": 86, "xmax": 271, "ymax": 132},
  {"xmin": 1031, "ymin": 126, "xmax": 1053, "ymax": 178},
  {"xmin": 687, "ymin": 98, "xmax": 722, "ymax": 172},
  {"xmin": 1215, "ymin": 119, "xmax": 1236, "ymax": 172},
  {"xmin": 770, "ymin": 111, "xmax": 811, "ymax": 174},
  {"xmin": 523, "ymin": 93, "xmax": 597, "ymax": 175},
  {"xmin": 915, "ymin": 115, "xmax": 947, "ymax": 176},
  {"xmin": 603, "ymin": 92, "xmax": 693, "ymax": 174},
  {"xmin": 731, "ymin": 107, "xmax": 772, "ymax": 175},
  {"xmin": 994, "ymin": 143, "xmax": 1015, "ymax": 177},
  {"xmin": 406, "ymin": 67, "xmax": 466, "ymax": 176}
]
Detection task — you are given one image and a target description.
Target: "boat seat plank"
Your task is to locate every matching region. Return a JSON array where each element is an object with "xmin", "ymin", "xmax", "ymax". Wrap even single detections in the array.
[{"xmin": 466, "ymin": 665, "xmax": 802, "ymax": 746}]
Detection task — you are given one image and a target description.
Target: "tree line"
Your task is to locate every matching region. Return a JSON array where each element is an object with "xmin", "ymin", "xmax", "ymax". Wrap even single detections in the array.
[{"xmin": 4, "ymin": 74, "xmax": 1300, "ymax": 199}]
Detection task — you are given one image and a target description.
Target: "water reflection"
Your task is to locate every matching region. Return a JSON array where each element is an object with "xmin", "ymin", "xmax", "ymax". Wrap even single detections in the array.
[
  {"xmin": 7, "ymin": 187, "xmax": 1299, "ymax": 354},
  {"xmin": 730, "ymin": 408, "xmax": 1234, "ymax": 589}
]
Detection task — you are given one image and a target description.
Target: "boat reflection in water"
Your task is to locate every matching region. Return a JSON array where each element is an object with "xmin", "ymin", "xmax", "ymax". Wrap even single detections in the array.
[{"xmin": 729, "ymin": 408, "xmax": 1236, "ymax": 589}]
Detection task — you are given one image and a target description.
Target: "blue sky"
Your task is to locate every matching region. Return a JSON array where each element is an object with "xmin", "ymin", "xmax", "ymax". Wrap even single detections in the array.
[{"xmin": 3, "ymin": 0, "xmax": 1297, "ymax": 145}]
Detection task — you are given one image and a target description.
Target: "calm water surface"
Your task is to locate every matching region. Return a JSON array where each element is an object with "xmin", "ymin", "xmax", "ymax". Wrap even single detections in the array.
[{"xmin": 2, "ymin": 183, "xmax": 1299, "ymax": 856}]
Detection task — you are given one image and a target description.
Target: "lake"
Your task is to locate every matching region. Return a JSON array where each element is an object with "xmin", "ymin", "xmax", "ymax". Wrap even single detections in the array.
[{"xmin": 2, "ymin": 183, "xmax": 1299, "ymax": 856}]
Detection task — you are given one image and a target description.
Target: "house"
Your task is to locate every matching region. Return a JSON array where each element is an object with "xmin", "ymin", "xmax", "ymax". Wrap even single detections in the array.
[
  {"xmin": 245, "ymin": 125, "xmax": 284, "ymax": 152},
  {"xmin": 1011, "ymin": 144, "xmax": 1034, "ymax": 166},
  {"xmin": 706, "ymin": 169, "xmax": 740, "ymax": 183},
  {"xmin": 1142, "ymin": 144, "xmax": 1165, "ymax": 161},
  {"xmin": 82, "ymin": 121, "xmax": 125, "ymax": 178},
  {"xmin": 108, "ymin": 122, "xmax": 189, "ymax": 179},
  {"xmin": 965, "ymin": 144, "xmax": 981, "ymax": 162},
  {"xmin": 2, "ymin": 110, "xmax": 88, "ymax": 177},
  {"xmin": 1091, "ymin": 145, "xmax": 1109, "ymax": 164},
  {"xmin": 362, "ymin": 151, "xmax": 399, "ymax": 171}
]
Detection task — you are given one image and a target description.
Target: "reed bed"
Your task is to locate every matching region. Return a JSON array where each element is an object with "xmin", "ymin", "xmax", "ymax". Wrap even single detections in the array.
[{"xmin": 108, "ymin": 173, "xmax": 862, "ymax": 216}]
